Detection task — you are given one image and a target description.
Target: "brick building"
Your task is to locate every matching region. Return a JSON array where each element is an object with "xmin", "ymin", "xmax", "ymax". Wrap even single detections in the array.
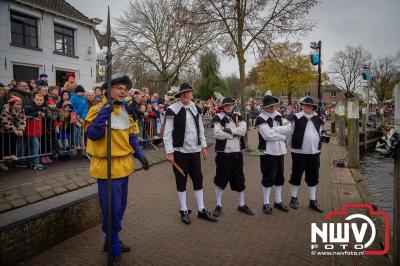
[{"xmin": 305, "ymin": 83, "xmax": 346, "ymax": 106}]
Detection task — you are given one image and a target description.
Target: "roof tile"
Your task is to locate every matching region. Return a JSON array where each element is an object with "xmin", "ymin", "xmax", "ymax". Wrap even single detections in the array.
[{"xmin": 14, "ymin": 0, "xmax": 94, "ymax": 25}]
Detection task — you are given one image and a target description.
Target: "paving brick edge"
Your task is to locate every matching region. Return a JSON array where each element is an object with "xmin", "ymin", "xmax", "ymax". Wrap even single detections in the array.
[{"xmin": 0, "ymin": 155, "xmax": 168, "ymax": 265}]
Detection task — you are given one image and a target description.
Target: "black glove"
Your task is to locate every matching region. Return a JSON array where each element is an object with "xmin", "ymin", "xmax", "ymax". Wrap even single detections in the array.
[
  {"xmin": 223, "ymin": 128, "xmax": 232, "ymax": 135},
  {"xmin": 129, "ymin": 134, "xmax": 149, "ymax": 170}
]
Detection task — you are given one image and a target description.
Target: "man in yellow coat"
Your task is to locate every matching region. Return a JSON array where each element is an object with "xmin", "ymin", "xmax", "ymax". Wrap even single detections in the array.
[{"xmin": 84, "ymin": 74, "xmax": 148, "ymax": 261}]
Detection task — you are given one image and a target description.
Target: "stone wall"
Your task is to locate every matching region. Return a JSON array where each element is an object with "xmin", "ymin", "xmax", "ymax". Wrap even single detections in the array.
[{"xmin": 0, "ymin": 185, "xmax": 101, "ymax": 265}]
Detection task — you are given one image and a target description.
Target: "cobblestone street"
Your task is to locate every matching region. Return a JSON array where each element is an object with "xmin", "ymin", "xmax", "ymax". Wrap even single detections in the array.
[
  {"xmin": 0, "ymin": 148, "xmax": 165, "ymax": 213},
  {"xmin": 20, "ymin": 129, "xmax": 392, "ymax": 266}
]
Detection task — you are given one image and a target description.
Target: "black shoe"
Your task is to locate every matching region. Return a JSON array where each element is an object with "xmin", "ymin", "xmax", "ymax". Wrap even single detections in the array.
[
  {"xmin": 290, "ymin": 197, "xmax": 299, "ymax": 209},
  {"xmin": 309, "ymin": 200, "xmax": 324, "ymax": 213},
  {"xmin": 212, "ymin": 205, "xmax": 222, "ymax": 217},
  {"xmin": 197, "ymin": 208, "xmax": 218, "ymax": 222},
  {"xmin": 103, "ymin": 241, "xmax": 131, "ymax": 253},
  {"xmin": 14, "ymin": 160, "xmax": 28, "ymax": 168},
  {"xmin": 274, "ymin": 202, "xmax": 289, "ymax": 212},
  {"xmin": 179, "ymin": 210, "xmax": 192, "ymax": 224},
  {"xmin": 238, "ymin": 205, "xmax": 254, "ymax": 215},
  {"xmin": 113, "ymin": 255, "xmax": 121, "ymax": 262},
  {"xmin": 262, "ymin": 204, "xmax": 273, "ymax": 215}
]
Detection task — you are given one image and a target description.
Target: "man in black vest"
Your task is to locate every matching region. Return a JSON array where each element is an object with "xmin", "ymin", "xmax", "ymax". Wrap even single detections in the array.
[
  {"xmin": 163, "ymin": 83, "xmax": 217, "ymax": 224},
  {"xmin": 289, "ymin": 96, "xmax": 324, "ymax": 213},
  {"xmin": 211, "ymin": 97, "xmax": 254, "ymax": 217},
  {"xmin": 255, "ymin": 95, "xmax": 292, "ymax": 215}
]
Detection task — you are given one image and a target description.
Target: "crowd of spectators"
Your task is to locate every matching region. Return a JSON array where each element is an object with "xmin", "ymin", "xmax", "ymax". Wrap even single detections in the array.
[
  {"xmin": 1, "ymin": 76, "xmax": 396, "ymax": 173},
  {"xmin": 0, "ymin": 73, "xmax": 105, "ymax": 171}
]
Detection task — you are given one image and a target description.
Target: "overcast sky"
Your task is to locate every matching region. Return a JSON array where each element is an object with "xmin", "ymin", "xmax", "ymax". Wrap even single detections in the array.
[{"xmin": 67, "ymin": 0, "xmax": 400, "ymax": 77}]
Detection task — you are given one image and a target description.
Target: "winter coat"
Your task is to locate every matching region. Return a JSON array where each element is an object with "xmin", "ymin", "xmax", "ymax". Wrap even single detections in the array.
[
  {"xmin": 24, "ymin": 101, "xmax": 45, "ymax": 137},
  {"xmin": 69, "ymin": 93, "xmax": 89, "ymax": 119},
  {"xmin": 0, "ymin": 103, "xmax": 26, "ymax": 133}
]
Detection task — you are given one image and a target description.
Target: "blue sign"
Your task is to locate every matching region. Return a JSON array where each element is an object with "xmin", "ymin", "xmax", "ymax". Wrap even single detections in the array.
[
  {"xmin": 362, "ymin": 70, "xmax": 372, "ymax": 80},
  {"xmin": 310, "ymin": 54, "xmax": 320, "ymax": 65}
]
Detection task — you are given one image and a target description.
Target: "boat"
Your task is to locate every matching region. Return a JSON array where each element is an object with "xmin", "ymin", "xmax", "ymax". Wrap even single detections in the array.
[{"xmin": 375, "ymin": 126, "xmax": 400, "ymax": 158}]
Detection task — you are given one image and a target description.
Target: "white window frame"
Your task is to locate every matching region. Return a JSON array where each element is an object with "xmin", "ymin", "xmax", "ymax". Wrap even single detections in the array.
[
  {"xmin": 12, "ymin": 61, "xmax": 43, "ymax": 79},
  {"xmin": 8, "ymin": 4, "xmax": 42, "ymax": 49},
  {"xmin": 53, "ymin": 18, "xmax": 78, "ymax": 56}
]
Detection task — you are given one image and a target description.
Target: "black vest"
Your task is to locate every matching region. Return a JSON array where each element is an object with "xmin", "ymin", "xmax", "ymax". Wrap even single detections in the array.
[
  {"xmin": 291, "ymin": 115, "xmax": 323, "ymax": 150},
  {"xmin": 255, "ymin": 115, "xmax": 282, "ymax": 151},
  {"xmin": 211, "ymin": 113, "xmax": 246, "ymax": 152},
  {"xmin": 165, "ymin": 106, "xmax": 201, "ymax": 148}
]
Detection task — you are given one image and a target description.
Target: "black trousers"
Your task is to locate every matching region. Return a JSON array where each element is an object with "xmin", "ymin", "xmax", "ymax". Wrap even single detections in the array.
[
  {"xmin": 260, "ymin": 154, "xmax": 285, "ymax": 187},
  {"xmin": 173, "ymin": 151, "xmax": 203, "ymax": 192},
  {"xmin": 289, "ymin": 152, "xmax": 320, "ymax": 187},
  {"xmin": 214, "ymin": 152, "xmax": 245, "ymax": 192},
  {"xmin": 0, "ymin": 132, "xmax": 22, "ymax": 160}
]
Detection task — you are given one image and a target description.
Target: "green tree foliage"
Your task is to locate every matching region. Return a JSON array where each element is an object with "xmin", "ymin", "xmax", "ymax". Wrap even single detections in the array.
[
  {"xmin": 257, "ymin": 42, "xmax": 316, "ymax": 104},
  {"xmin": 246, "ymin": 67, "xmax": 259, "ymax": 85},
  {"xmin": 194, "ymin": 51, "xmax": 227, "ymax": 99},
  {"xmin": 225, "ymin": 74, "xmax": 241, "ymax": 98}
]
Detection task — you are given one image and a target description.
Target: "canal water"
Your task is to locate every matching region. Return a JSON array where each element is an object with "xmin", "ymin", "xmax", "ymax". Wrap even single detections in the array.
[{"xmin": 360, "ymin": 152, "xmax": 394, "ymax": 227}]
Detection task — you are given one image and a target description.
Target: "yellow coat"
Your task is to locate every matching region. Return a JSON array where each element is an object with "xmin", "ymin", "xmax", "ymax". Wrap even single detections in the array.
[{"xmin": 84, "ymin": 99, "xmax": 139, "ymax": 179}]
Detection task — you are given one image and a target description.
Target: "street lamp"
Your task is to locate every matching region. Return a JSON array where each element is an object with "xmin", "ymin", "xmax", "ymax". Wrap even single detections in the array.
[{"xmin": 310, "ymin": 41, "xmax": 322, "ymax": 116}]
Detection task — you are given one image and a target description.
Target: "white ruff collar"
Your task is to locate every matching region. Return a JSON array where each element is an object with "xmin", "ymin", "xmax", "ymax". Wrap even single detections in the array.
[
  {"xmin": 110, "ymin": 107, "xmax": 130, "ymax": 130},
  {"xmin": 169, "ymin": 100, "xmax": 198, "ymax": 115}
]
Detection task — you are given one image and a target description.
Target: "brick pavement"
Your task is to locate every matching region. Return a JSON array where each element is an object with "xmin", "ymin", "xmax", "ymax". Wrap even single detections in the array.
[
  {"xmin": 0, "ymin": 147, "xmax": 166, "ymax": 213},
  {"xmin": 20, "ymin": 128, "xmax": 392, "ymax": 266}
]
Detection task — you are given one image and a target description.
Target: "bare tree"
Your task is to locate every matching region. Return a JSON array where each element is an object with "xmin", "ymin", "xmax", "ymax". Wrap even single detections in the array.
[
  {"xmin": 174, "ymin": 0, "xmax": 317, "ymax": 114},
  {"xmin": 330, "ymin": 45, "xmax": 372, "ymax": 99},
  {"xmin": 179, "ymin": 64, "xmax": 201, "ymax": 88},
  {"xmin": 114, "ymin": 0, "xmax": 216, "ymax": 94},
  {"xmin": 371, "ymin": 56, "xmax": 399, "ymax": 105}
]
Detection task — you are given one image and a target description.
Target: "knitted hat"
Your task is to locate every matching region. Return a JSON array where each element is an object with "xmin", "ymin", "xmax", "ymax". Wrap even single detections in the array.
[
  {"xmin": 67, "ymin": 72, "xmax": 75, "ymax": 79},
  {"xmin": 75, "ymin": 85, "xmax": 85, "ymax": 93},
  {"xmin": 8, "ymin": 96, "xmax": 22, "ymax": 104},
  {"xmin": 47, "ymin": 99, "xmax": 56, "ymax": 105}
]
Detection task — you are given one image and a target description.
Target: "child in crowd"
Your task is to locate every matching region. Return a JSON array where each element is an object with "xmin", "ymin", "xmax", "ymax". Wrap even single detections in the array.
[
  {"xmin": 57, "ymin": 91, "xmax": 70, "ymax": 109},
  {"xmin": 46, "ymin": 99, "xmax": 64, "ymax": 154},
  {"xmin": 63, "ymin": 73, "xmax": 77, "ymax": 92},
  {"xmin": 70, "ymin": 85, "xmax": 88, "ymax": 149},
  {"xmin": 48, "ymin": 86, "xmax": 60, "ymax": 102},
  {"xmin": 151, "ymin": 93, "xmax": 159, "ymax": 105},
  {"xmin": 0, "ymin": 97, "xmax": 26, "ymax": 171},
  {"xmin": 58, "ymin": 101, "xmax": 74, "ymax": 150},
  {"xmin": 36, "ymin": 85, "xmax": 49, "ymax": 105},
  {"xmin": 25, "ymin": 94, "xmax": 46, "ymax": 170}
]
